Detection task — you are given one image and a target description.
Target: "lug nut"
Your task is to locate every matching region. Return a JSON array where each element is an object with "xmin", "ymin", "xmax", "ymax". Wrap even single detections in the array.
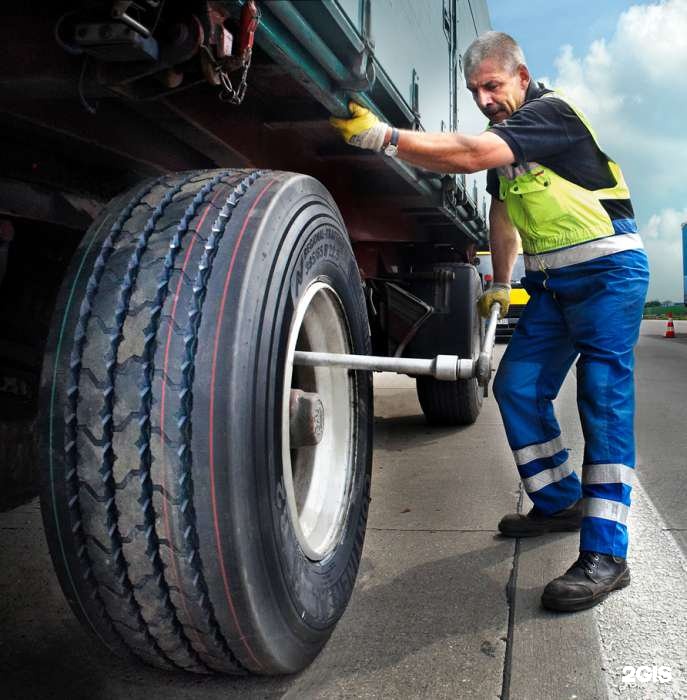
[{"xmin": 289, "ymin": 389, "xmax": 325, "ymax": 448}]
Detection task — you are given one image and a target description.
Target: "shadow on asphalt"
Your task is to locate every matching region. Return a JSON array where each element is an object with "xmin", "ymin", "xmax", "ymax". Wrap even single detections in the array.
[
  {"xmin": 3, "ymin": 397, "xmax": 559, "ymax": 699},
  {"xmin": 2, "ymin": 515, "xmax": 559, "ymax": 700},
  {"xmin": 373, "ymin": 413, "xmax": 474, "ymax": 451}
]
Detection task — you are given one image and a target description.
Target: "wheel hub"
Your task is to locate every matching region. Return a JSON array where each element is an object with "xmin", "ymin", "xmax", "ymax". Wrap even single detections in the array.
[
  {"xmin": 281, "ymin": 281, "xmax": 354, "ymax": 561},
  {"xmin": 289, "ymin": 389, "xmax": 325, "ymax": 447}
]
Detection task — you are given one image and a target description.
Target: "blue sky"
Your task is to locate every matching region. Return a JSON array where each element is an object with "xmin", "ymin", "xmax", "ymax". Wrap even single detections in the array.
[
  {"xmin": 488, "ymin": 0, "xmax": 687, "ymax": 301},
  {"xmin": 489, "ymin": 0, "xmax": 632, "ymax": 80}
]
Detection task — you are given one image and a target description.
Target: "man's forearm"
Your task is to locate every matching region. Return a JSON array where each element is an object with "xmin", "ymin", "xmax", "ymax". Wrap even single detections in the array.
[
  {"xmin": 330, "ymin": 101, "xmax": 515, "ymax": 172},
  {"xmin": 384, "ymin": 127, "xmax": 482, "ymax": 174},
  {"xmin": 490, "ymin": 230, "xmax": 519, "ymax": 284},
  {"xmin": 488, "ymin": 198, "xmax": 520, "ymax": 284}
]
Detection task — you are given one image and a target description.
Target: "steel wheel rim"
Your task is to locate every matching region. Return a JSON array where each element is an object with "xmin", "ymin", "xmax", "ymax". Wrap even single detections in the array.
[{"xmin": 281, "ymin": 280, "xmax": 355, "ymax": 561}]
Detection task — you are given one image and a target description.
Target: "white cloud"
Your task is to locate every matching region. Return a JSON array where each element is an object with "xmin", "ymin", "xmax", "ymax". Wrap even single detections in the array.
[
  {"xmin": 542, "ymin": 0, "xmax": 687, "ymax": 299},
  {"xmin": 640, "ymin": 208, "xmax": 686, "ymax": 301}
]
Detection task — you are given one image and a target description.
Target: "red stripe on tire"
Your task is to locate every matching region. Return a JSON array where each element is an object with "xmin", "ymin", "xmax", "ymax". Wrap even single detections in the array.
[
  {"xmin": 209, "ymin": 179, "xmax": 276, "ymax": 670},
  {"xmin": 160, "ymin": 188, "xmax": 226, "ymax": 658}
]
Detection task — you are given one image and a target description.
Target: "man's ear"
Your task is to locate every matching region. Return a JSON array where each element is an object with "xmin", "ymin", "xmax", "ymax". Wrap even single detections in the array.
[{"xmin": 517, "ymin": 64, "xmax": 530, "ymax": 89}]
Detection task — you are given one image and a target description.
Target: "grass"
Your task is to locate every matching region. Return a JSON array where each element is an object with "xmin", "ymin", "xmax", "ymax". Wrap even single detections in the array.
[{"xmin": 643, "ymin": 304, "xmax": 687, "ymax": 320}]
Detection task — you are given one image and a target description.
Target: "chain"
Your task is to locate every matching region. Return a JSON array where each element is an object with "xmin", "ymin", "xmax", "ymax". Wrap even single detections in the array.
[
  {"xmin": 218, "ymin": 48, "xmax": 252, "ymax": 105},
  {"xmin": 200, "ymin": 44, "xmax": 252, "ymax": 106}
]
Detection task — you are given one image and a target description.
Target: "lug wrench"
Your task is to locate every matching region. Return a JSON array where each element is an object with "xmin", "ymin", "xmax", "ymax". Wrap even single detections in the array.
[{"xmin": 294, "ymin": 302, "xmax": 502, "ymax": 387}]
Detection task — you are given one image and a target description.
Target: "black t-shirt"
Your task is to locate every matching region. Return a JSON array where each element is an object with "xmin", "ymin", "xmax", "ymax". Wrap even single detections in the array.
[{"xmin": 486, "ymin": 81, "xmax": 616, "ymax": 200}]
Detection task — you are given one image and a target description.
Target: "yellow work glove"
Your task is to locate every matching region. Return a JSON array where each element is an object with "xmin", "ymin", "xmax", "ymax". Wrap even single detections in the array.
[
  {"xmin": 477, "ymin": 283, "xmax": 510, "ymax": 319},
  {"xmin": 329, "ymin": 101, "xmax": 389, "ymax": 151}
]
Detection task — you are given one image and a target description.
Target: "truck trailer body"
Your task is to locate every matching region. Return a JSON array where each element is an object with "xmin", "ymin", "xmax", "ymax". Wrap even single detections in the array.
[{"xmin": 0, "ymin": 0, "xmax": 492, "ymax": 675}]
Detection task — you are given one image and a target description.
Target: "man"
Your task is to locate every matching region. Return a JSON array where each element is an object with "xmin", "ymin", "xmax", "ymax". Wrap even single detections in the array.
[{"xmin": 330, "ymin": 31, "xmax": 649, "ymax": 612}]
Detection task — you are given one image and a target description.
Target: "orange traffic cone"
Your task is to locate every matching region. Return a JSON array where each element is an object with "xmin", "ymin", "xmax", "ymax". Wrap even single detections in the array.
[{"xmin": 665, "ymin": 313, "xmax": 675, "ymax": 338}]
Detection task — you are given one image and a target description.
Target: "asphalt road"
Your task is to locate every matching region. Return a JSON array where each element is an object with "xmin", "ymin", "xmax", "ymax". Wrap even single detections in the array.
[
  {"xmin": 1, "ymin": 321, "xmax": 685, "ymax": 699},
  {"xmin": 635, "ymin": 320, "xmax": 687, "ymax": 554}
]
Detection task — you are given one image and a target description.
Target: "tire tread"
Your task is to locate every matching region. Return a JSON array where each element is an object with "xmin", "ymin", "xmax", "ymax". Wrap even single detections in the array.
[
  {"xmin": 59, "ymin": 169, "xmax": 265, "ymax": 674},
  {"xmin": 416, "ymin": 376, "xmax": 482, "ymax": 425}
]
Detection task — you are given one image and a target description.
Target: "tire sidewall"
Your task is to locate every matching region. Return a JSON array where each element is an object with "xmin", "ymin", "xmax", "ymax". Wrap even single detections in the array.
[
  {"xmin": 195, "ymin": 174, "xmax": 372, "ymax": 665},
  {"xmin": 267, "ymin": 217, "xmax": 371, "ymax": 630}
]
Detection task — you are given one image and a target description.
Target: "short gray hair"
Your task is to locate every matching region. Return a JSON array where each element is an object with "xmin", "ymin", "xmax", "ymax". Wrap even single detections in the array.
[{"xmin": 463, "ymin": 31, "xmax": 527, "ymax": 81}]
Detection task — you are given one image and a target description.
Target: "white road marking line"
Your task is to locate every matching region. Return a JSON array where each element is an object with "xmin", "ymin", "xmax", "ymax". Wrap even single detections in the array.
[{"xmin": 595, "ymin": 480, "xmax": 687, "ymax": 698}]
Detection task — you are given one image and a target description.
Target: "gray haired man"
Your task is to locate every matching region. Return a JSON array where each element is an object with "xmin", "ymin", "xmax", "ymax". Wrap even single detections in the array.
[{"xmin": 331, "ymin": 31, "xmax": 649, "ymax": 612}]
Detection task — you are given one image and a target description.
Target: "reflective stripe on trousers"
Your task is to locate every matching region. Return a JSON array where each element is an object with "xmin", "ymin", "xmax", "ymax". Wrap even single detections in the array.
[{"xmin": 493, "ymin": 249, "xmax": 649, "ymax": 557}]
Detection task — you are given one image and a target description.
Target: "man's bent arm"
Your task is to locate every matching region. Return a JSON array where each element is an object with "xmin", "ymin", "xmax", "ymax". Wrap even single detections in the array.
[
  {"xmin": 389, "ymin": 128, "xmax": 515, "ymax": 174},
  {"xmin": 488, "ymin": 197, "xmax": 519, "ymax": 284}
]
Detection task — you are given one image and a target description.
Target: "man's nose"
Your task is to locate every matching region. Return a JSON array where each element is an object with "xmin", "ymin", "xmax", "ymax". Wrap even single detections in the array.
[{"xmin": 476, "ymin": 89, "xmax": 491, "ymax": 110}]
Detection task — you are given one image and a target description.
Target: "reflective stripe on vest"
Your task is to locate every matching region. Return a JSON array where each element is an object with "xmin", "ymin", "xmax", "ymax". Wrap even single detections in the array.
[
  {"xmin": 523, "ymin": 232, "xmax": 644, "ymax": 270},
  {"xmin": 496, "ymin": 91, "xmax": 637, "ymax": 256}
]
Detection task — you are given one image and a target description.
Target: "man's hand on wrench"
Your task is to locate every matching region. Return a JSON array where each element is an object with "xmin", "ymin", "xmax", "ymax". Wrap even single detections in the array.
[{"xmin": 478, "ymin": 284, "xmax": 510, "ymax": 319}]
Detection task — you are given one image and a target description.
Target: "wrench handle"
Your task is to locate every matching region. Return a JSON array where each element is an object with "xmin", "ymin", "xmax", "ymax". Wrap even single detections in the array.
[{"xmin": 476, "ymin": 302, "xmax": 501, "ymax": 386}]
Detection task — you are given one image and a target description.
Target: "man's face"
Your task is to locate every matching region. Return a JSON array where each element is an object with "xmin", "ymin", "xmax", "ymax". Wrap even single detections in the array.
[{"xmin": 466, "ymin": 58, "xmax": 530, "ymax": 123}]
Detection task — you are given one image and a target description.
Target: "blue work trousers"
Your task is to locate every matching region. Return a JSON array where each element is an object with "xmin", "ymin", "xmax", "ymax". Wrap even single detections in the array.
[{"xmin": 493, "ymin": 249, "xmax": 649, "ymax": 557}]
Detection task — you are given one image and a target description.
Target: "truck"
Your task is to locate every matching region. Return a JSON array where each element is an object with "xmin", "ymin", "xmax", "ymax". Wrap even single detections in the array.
[{"xmin": 0, "ymin": 0, "xmax": 491, "ymax": 676}]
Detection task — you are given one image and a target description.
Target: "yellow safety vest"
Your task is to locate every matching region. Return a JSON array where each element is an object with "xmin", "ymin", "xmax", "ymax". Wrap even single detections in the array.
[{"xmin": 496, "ymin": 92, "xmax": 634, "ymax": 256}]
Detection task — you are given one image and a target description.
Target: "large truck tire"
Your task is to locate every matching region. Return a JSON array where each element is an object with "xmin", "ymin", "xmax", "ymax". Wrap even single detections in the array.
[
  {"xmin": 39, "ymin": 169, "xmax": 373, "ymax": 675},
  {"xmin": 413, "ymin": 264, "xmax": 483, "ymax": 425}
]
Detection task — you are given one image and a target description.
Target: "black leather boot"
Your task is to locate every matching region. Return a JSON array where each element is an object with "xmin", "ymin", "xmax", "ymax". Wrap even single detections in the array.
[
  {"xmin": 541, "ymin": 551, "xmax": 630, "ymax": 612},
  {"xmin": 497, "ymin": 499, "xmax": 582, "ymax": 537}
]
